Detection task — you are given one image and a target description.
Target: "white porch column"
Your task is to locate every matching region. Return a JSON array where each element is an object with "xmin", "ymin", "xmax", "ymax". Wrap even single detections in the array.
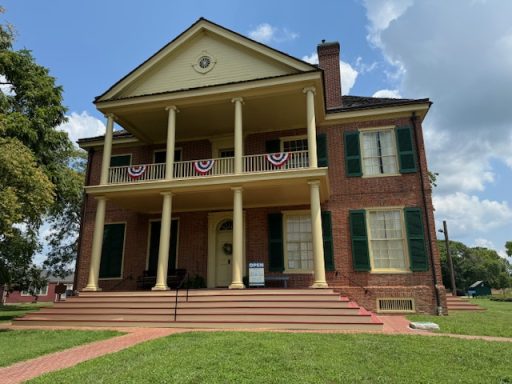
[
  {"xmin": 83, "ymin": 196, "xmax": 107, "ymax": 291},
  {"xmin": 309, "ymin": 181, "xmax": 328, "ymax": 288},
  {"xmin": 99, "ymin": 114, "xmax": 115, "ymax": 185},
  {"xmin": 303, "ymin": 87, "xmax": 318, "ymax": 168},
  {"xmin": 232, "ymin": 97, "xmax": 244, "ymax": 174},
  {"xmin": 152, "ymin": 192, "xmax": 173, "ymax": 291},
  {"xmin": 165, "ymin": 106, "xmax": 178, "ymax": 180},
  {"xmin": 229, "ymin": 187, "xmax": 245, "ymax": 289}
]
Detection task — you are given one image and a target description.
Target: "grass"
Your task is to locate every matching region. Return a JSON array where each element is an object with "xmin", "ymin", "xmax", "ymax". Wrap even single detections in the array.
[
  {"xmin": 0, "ymin": 329, "xmax": 122, "ymax": 367},
  {"xmin": 0, "ymin": 302, "xmax": 53, "ymax": 322},
  {"xmin": 28, "ymin": 332, "xmax": 512, "ymax": 384},
  {"xmin": 408, "ymin": 297, "xmax": 512, "ymax": 338}
]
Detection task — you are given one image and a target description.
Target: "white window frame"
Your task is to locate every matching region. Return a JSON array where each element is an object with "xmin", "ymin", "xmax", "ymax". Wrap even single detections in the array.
[
  {"xmin": 359, "ymin": 126, "xmax": 400, "ymax": 178},
  {"xmin": 282, "ymin": 210, "xmax": 314, "ymax": 274},
  {"xmin": 280, "ymin": 135, "xmax": 308, "ymax": 152},
  {"xmin": 21, "ymin": 285, "xmax": 49, "ymax": 296},
  {"xmin": 365, "ymin": 207, "xmax": 411, "ymax": 273}
]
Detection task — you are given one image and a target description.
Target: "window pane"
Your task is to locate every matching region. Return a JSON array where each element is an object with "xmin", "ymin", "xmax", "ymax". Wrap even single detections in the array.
[
  {"xmin": 369, "ymin": 210, "xmax": 406, "ymax": 270},
  {"xmin": 285, "ymin": 215, "xmax": 313, "ymax": 271},
  {"xmin": 362, "ymin": 130, "xmax": 398, "ymax": 175}
]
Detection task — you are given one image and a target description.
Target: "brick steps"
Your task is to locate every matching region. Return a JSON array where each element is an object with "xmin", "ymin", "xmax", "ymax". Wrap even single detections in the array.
[
  {"xmin": 446, "ymin": 295, "xmax": 486, "ymax": 311},
  {"xmin": 13, "ymin": 289, "xmax": 384, "ymax": 331}
]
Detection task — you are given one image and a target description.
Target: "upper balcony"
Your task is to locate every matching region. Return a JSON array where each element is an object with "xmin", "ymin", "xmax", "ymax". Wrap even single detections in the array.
[{"xmin": 108, "ymin": 150, "xmax": 309, "ymax": 184}]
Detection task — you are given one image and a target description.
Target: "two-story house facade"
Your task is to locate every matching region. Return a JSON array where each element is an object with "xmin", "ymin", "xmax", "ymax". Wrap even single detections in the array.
[{"xmin": 75, "ymin": 18, "xmax": 446, "ymax": 315}]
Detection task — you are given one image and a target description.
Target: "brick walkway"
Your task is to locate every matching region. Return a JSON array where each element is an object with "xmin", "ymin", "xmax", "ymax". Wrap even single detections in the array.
[
  {"xmin": 0, "ymin": 327, "xmax": 187, "ymax": 384},
  {"xmin": 2, "ymin": 318, "xmax": 512, "ymax": 384}
]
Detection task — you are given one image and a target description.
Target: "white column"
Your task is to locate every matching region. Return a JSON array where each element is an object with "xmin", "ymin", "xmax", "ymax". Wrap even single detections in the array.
[
  {"xmin": 83, "ymin": 196, "xmax": 107, "ymax": 291},
  {"xmin": 152, "ymin": 192, "xmax": 173, "ymax": 291},
  {"xmin": 303, "ymin": 87, "xmax": 318, "ymax": 168},
  {"xmin": 309, "ymin": 181, "xmax": 328, "ymax": 288},
  {"xmin": 232, "ymin": 97, "xmax": 244, "ymax": 174},
  {"xmin": 229, "ymin": 187, "xmax": 245, "ymax": 289},
  {"xmin": 165, "ymin": 106, "xmax": 178, "ymax": 180},
  {"xmin": 100, "ymin": 114, "xmax": 115, "ymax": 185}
]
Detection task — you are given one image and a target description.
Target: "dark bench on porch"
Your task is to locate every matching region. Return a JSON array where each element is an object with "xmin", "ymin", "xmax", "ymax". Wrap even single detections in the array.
[
  {"xmin": 136, "ymin": 268, "xmax": 187, "ymax": 290},
  {"xmin": 264, "ymin": 275, "xmax": 289, "ymax": 288}
]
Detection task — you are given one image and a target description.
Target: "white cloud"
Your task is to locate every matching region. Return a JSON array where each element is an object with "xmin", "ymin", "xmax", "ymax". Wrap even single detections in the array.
[
  {"xmin": 433, "ymin": 192, "xmax": 512, "ymax": 237},
  {"xmin": 363, "ymin": 0, "xmax": 413, "ymax": 47},
  {"xmin": 372, "ymin": 89, "xmax": 401, "ymax": 98},
  {"xmin": 0, "ymin": 75, "xmax": 15, "ymax": 96},
  {"xmin": 301, "ymin": 53, "xmax": 358, "ymax": 95},
  {"xmin": 248, "ymin": 23, "xmax": 298, "ymax": 44},
  {"xmin": 355, "ymin": 57, "xmax": 378, "ymax": 74},
  {"xmin": 57, "ymin": 111, "xmax": 105, "ymax": 146}
]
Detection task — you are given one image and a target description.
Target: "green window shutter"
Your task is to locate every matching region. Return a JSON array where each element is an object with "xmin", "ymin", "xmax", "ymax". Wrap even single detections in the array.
[
  {"xmin": 316, "ymin": 133, "xmax": 328, "ymax": 167},
  {"xmin": 110, "ymin": 155, "xmax": 131, "ymax": 167},
  {"xmin": 405, "ymin": 208, "xmax": 429, "ymax": 271},
  {"xmin": 99, "ymin": 223, "xmax": 125, "ymax": 278},
  {"xmin": 349, "ymin": 210, "xmax": 370, "ymax": 271},
  {"xmin": 265, "ymin": 139, "xmax": 281, "ymax": 153},
  {"xmin": 396, "ymin": 126, "xmax": 417, "ymax": 173},
  {"xmin": 344, "ymin": 131, "xmax": 362, "ymax": 176},
  {"xmin": 268, "ymin": 213, "xmax": 284, "ymax": 272},
  {"xmin": 321, "ymin": 211, "xmax": 335, "ymax": 271}
]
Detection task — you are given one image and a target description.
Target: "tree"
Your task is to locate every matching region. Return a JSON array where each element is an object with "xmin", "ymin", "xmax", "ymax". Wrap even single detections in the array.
[
  {"xmin": 437, "ymin": 240, "xmax": 512, "ymax": 292},
  {"xmin": 0, "ymin": 7, "xmax": 83, "ymax": 290},
  {"xmin": 506, "ymin": 241, "xmax": 512, "ymax": 257}
]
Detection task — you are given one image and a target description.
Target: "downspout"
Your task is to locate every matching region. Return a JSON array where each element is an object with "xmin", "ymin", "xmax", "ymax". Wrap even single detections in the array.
[
  {"xmin": 410, "ymin": 112, "xmax": 443, "ymax": 315},
  {"xmin": 73, "ymin": 148, "xmax": 94, "ymax": 293}
]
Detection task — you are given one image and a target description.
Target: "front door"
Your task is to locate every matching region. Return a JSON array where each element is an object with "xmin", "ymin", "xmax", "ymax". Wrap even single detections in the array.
[
  {"xmin": 147, "ymin": 219, "xmax": 179, "ymax": 276},
  {"xmin": 215, "ymin": 220, "xmax": 233, "ymax": 287}
]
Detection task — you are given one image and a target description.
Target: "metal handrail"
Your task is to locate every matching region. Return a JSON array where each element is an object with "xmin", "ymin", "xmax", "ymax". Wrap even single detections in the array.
[{"xmin": 173, "ymin": 272, "xmax": 189, "ymax": 321}]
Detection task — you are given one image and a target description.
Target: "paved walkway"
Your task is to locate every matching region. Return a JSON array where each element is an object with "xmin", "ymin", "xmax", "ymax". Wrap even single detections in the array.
[
  {"xmin": 0, "ymin": 327, "xmax": 187, "ymax": 384},
  {"xmin": 2, "ymin": 317, "xmax": 512, "ymax": 384}
]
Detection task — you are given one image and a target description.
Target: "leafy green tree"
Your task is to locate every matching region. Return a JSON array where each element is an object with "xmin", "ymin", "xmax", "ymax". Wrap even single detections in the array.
[
  {"xmin": 506, "ymin": 241, "xmax": 512, "ymax": 257},
  {"xmin": 437, "ymin": 240, "xmax": 512, "ymax": 292},
  {"xmin": 0, "ymin": 7, "xmax": 83, "ymax": 289}
]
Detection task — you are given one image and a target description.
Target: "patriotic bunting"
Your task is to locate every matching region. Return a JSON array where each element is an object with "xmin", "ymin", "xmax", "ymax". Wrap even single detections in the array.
[
  {"xmin": 266, "ymin": 152, "xmax": 289, "ymax": 168},
  {"xmin": 127, "ymin": 165, "xmax": 146, "ymax": 179},
  {"xmin": 194, "ymin": 160, "xmax": 215, "ymax": 174}
]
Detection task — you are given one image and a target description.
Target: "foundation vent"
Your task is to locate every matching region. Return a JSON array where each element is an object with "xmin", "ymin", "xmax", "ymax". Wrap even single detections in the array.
[{"xmin": 377, "ymin": 298, "xmax": 415, "ymax": 313}]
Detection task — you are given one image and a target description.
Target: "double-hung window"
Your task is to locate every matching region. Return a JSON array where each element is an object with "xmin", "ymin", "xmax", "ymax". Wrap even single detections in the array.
[
  {"xmin": 367, "ymin": 209, "xmax": 408, "ymax": 271},
  {"xmin": 281, "ymin": 136, "xmax": 308, "ymax": 168},
  {"xmin": 361, "ymin": 129, "xmax": 398, "ymax": 176},
  {"xmin": 284, "ymin": 213, "xmax": 313, "ymax": 272}
]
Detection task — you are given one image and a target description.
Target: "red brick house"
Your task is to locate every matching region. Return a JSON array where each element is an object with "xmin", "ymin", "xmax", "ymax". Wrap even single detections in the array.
[
  {"xmin": 74, "ymin": 18, "xmax": 446, "ymax": 316},
  {"xmin": 3, "ymin": 274, "xmax": 74, "ymax": 304}
]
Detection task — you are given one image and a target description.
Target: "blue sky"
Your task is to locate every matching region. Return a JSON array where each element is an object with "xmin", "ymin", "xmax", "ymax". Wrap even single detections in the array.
[{"xmin": 2, "ymin": 0, "xmax": 512, "ymax": 258}]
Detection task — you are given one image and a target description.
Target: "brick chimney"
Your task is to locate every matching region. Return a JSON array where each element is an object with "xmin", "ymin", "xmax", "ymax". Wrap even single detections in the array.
[{"xmin": 317, "ymin": 40, "xmax": 342, "ymax": 109}]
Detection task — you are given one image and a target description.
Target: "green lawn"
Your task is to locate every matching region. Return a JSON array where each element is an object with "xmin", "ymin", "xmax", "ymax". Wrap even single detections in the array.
[
  {"xmin": 408, "ymin": 298, "xmax": 512, "ymax": 338},
  {"xmin": 0, "ymin": 329, "xmax": 122, "ymax": 367},
  {"xmin": 0, "ymin": 303, "xmax": 53, "ymax": 322},
  {"xmin": 28, "ymin": 332, "xmax": 512, "ymax": 384}
]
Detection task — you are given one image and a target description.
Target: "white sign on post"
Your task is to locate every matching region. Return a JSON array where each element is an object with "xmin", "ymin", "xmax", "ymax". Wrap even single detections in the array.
[{"xmin": 248, "ymin": 262, "xmax": 265, "ymax": 287}]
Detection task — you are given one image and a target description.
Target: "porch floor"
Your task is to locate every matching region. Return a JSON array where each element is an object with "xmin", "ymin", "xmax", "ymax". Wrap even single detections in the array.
[{"xmin": 13, "ymin": 289, "xmax": 384, "ymax": 331}]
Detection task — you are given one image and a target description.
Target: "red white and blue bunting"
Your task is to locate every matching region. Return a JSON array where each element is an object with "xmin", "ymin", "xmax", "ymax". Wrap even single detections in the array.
[
  {"xmin": 127, "ymin": 165, "xmax": 146, "ymax": 179},
  {"xmin": 265, "ymin": 152, "xmax": 289, "ymax": 168},
  {"xmin": 194, "ymin": 160, "xmax": 215, "ymax": 174}
]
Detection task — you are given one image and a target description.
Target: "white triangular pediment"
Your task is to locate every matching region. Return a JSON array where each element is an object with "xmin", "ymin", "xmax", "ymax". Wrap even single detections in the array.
[{"xmin": 98, "ymin": 19, "xmax": 316, "ymax": 101}]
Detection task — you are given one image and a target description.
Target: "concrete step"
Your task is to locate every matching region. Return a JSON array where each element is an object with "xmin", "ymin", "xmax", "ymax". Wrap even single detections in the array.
[
  {"xmin": 54, "ymin": 300, "xmax": 354, "ymax": 309},
  {"xmin": 78, "ymin": 289, "xmax": 336, "ymax": 297},
  {"xmin": 69, "ymin": 293, "xmax": 343, "ymax": 303},
  {"xmin": 13, "ymin": 318, "xmax": 384, "ymax": 331},
  {"xmin": 41, "ymin": 306, "xmax": 361, "ymax": 315},
  {"xmin": 22, "ymin": 312, "xmax": 373, "ymax": 323}
]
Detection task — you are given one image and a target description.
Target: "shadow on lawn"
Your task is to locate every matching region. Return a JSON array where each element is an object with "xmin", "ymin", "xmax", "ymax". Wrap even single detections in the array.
[{"xmin": 0, "ymin": 304, "xmax": 46, "ymax": 322}]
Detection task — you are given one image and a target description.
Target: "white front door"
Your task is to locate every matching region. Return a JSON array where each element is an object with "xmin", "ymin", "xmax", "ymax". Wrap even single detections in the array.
[{"xmin": 215, "ymin": 220, "xmax": 233, "ymax": 287}]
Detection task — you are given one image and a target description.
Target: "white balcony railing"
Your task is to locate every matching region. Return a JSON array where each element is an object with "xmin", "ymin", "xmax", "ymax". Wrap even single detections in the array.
[{"xmin": 107, "ymin": 151, "xmax": 310, "ymax": 184}]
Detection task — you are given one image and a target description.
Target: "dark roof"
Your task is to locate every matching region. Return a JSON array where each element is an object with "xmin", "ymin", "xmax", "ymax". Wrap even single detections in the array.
[
  {"xmin": 95, "ymin": 17, "xmax": 318, "ymax": 103},
  {"xmin": 330, "ymin": 95, "xmax": 431, "ymax": 113},
  {"xmin": 78, "ymin": 129, "xmax": 133, "ymax": 144}
]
